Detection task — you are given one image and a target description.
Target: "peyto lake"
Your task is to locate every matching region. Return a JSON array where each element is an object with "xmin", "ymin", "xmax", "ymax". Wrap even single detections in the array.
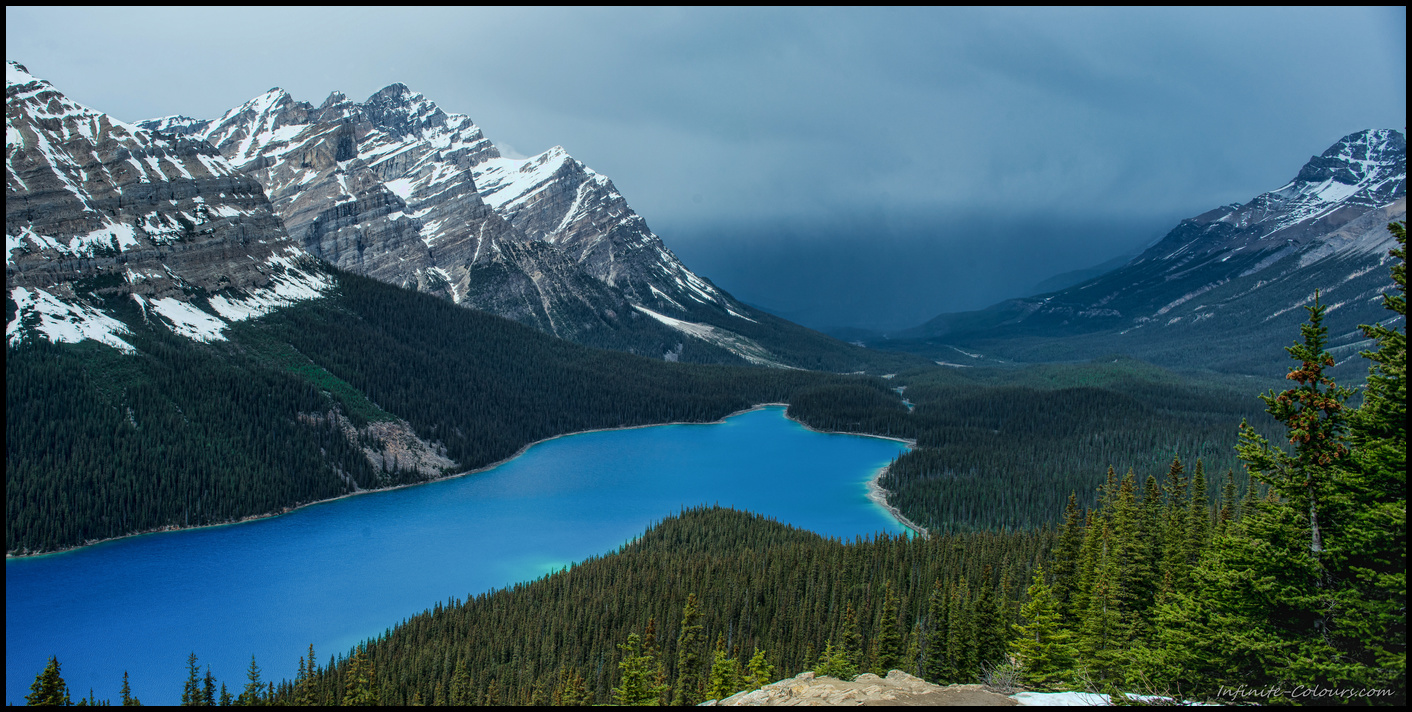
[{"xmin": 6, "ymin": 406, "xmax": 911, "ymax": 705}]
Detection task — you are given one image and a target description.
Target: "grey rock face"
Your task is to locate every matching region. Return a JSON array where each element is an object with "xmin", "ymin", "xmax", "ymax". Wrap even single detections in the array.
[
  {"xmin": 7, "ymin": 61, "xmax": 328, "ymax": 350},
  {"xmin": 705, "ymin": 670, "xmax": 1019, "ymax": 706},
  {"xmin": 149, "ymin": 81, "xmax": 761, "ymax": 352}
]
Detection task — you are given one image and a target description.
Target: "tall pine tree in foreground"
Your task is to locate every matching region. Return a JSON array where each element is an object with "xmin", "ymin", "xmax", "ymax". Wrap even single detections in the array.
[
  {"xmin": 1010, "ymin": 564, "xmax": 1076, "ymax": 688},
  {"xmin": 613, "ymin": 632, "xmax": 669, "ymax": 705},
  {"xmin": 672, "ymin": 594, "xmax": 705, "ymax": 706},
  {"xmin": 27, "ymin": 656, "xmax": 72, "ymax": 706},
  {"xmin": 1337, "ymin": 221, "xmax": 1407, "ymax": 694},
  {"xmin": 1137, "ymin": 221, "xmax": 1407, "ymax": 704},
  {"xmin": 180, "ymin": 653, "xmax": 201, "ymax": 706},
  {"xmin": 871, "ymin": 581, "xmax": 904, "ymax": 674}
]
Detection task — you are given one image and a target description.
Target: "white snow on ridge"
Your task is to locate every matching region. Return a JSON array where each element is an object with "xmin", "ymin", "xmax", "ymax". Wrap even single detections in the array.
[
  {"xmin": 136, "ymin": 294, "xmax": 228, "ymax": 342},
  {"xmin": 634, "ymin": 305, "xmax": 791, "ymax": 368},
  {"xmin": 206, "ymin": 260, "xmax": 333, "ymax": 322},
  {"xmin": 7, "ymin": 287, "xmax": 135, "ymax": 353},
  {"xmin": 474, "ymin": 149, "xmax": 572, "ymax": 212}
]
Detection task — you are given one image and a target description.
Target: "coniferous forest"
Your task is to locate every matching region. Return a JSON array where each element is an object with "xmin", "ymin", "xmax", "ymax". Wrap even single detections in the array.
[{"xmin": 15, "ymin": 224, "xmax": 1407, "ymax": 706}]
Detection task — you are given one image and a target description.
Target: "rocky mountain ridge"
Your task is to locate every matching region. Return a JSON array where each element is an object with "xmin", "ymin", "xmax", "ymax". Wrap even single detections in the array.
[
  {"xmin": 139, "ymin": 82, "xmax": 770, "ymax": 363},
  {"xmin": 6, "ymin": 61, "xmax": 331, "ymax": 352}
]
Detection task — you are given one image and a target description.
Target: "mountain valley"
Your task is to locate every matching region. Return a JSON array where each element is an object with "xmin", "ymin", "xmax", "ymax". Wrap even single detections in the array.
[{"xmin": 6, "ymin": 45, "xmax": 1405, "ymax": 710}]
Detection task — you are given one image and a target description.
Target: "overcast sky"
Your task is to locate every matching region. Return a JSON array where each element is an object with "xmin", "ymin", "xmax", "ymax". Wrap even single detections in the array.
[{"xmin": 7, "ymin": 7, "xmax": 1406, "ymax": 330}]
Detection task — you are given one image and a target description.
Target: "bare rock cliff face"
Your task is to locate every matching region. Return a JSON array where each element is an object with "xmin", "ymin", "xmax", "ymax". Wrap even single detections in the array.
[
  {"xmin": 7, "ymin": 61, "xmax": 329, "ymax": 351},
  {"xmin": 142, "ymin": 82, "xmax": 761, "ymax": 353}
]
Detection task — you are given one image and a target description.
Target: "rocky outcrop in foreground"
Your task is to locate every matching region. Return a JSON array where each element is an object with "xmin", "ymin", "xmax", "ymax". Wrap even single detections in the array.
[{"xmin": 706, "ymin": 670, "xmax": 1018, "ymax": 706}]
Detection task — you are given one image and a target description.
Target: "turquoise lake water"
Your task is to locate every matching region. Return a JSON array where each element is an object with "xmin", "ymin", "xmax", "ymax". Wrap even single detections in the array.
[{"xmin": 5, "ymin": 406, "xmax": 911, "ymax": 705}]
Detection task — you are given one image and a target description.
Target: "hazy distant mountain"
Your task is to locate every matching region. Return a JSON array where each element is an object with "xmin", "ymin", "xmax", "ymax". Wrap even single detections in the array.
[
  {"xmin": 883, "ymin": 129, "xmax": 1407, "ymax": 375},
  {"xmin": 6, "ymin": 61, "xmax": 330, "ymax": 352},
  {"xmin": 1027, "ymin": 250, "xmax": 1138, "ymax": 295},
  {"xmin": 138, "ymin": 83, "xmax": 910, "ymax": 371}
]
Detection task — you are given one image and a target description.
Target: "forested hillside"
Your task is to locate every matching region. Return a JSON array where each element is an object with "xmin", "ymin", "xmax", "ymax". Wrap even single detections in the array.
[
  {"xmin": 9, "ymin": 261, "xmax": 1281, "ymax": 554},
  {"xmin": 6, "ymin": 268, "xmax": 894, "ymax": 555},
  {"xmin": 787, "ymin": 357, "xmax": 1283, "ymax": 535}
]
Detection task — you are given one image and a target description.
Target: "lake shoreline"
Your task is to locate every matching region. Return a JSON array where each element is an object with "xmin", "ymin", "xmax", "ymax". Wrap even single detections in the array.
[
  {"xmin": 8, "ymin": 403, "xmax": 921, "ymax": 559},
  {"xmin": 780, "ymin": 413, "xmax": 926, "ymax": 539}
]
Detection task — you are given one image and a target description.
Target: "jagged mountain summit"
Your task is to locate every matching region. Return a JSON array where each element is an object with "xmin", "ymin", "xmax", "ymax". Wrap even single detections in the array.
[
  {"xmin": 137, "ymin": 83, "xmax": 787, "ymax": 365},
  {"xmin": 887, "ymin": 129, "xmax": 1407, "ymax": 375},
  {"xmin": 5, "ymin": 61, "xmax": 330, "ymax": 352}
]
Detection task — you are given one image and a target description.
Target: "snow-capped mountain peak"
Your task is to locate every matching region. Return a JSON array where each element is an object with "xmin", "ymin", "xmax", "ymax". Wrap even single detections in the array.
[
  {"xmin": 141, "ymin": 80, "xmax": 753, "ymax": 351},
  {"xmin": 7, "ymin": 61, "xmax": 330, "ymax": 352},
  {"xmin": 1219, "ymin": 129, "xmax": 1406, "ymax": 238}
]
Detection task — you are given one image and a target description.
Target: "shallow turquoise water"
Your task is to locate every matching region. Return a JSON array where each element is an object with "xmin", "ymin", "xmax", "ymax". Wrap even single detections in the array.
[{"xmin": 5, "ymin": 406, "xmax": 910, "ymax": 705}]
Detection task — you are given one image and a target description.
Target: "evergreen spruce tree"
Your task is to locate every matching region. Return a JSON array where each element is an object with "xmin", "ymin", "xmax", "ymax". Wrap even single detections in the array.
[
  {"xmin": 671, "ymin": 593, "xmax": 705, "ymax": 706},
  {"xmin": 449, "ymin": 660, "xmax": 472, "ymax": 706},
  {"xmin": 923, "ymin": 578, "xmax": 952, "ymax": 683},
  {"xmin": 1237, "ymin": 292, "xmax": 1354, "ymax": 580},
  {"xmin": 1050, "ymin": 494, "xmax": 1083, "ymax": 618},
  {"xmin": 745, "ymin": 648, "xmax": 775, "ymax": 690},
  {"xmin": 220, "ymin": 683, "xmax": 232, "ymax": 707},
  {"xmin": 341, "ymin": 645, "xmax": 378, "ymax": 706},
  {"xmin": 554, "ymin": 667, "xmax": 588, "ymax": 706},
  {"xmin": 1010, "ymin": 565, "xmax": 1077, "ymax": 688},
  {"xmin": 946, "ymin": 580, "xmax": 975, "ymax": 682},
  {"xmin": 707, "ymin": 637, "xmax": 742, "ymax": 701},
  {"xmin": 872, "ymin": 581, "xmax": 904, "ymax": 674},
  {"xmin": 27, "ymin": 656, "xmax": 73, "ymax": 706},
  {"xmin": 120, "ymin": 670, "xmax": 139, "ymax": 706},
  {"xmin": 293, "ymin": 644, "xmax": 318, "ymax": 706},
  {"xmin": 838, "ymin": 601, "xmax": 865, "ymax": 676},
  {"xmin": 612, "ymin": 632, "xmax": 667, "ymax": 705},
  {"xmin": 1077, "ymin": 523, "xmax": 1124, "ymax": 679},
  {"xmin": 813, "ymin": 640, "xmax": 858, "ymax": 681},
  {"xmin": 971, "ymin": 565, "xmax": 1008, "ymax": 674},
  {"xmin": 1334, "ymin": 220, "xmax": 1406, "ymax": 695},
  {"xmin": 904, "ymin": 623, "xmax": 922, "ymax": 677},
  {"xmin": 1100, "ymin": 471, "xmax": 1148, "ymax": 635},
  {"xmin": 1159, "ymin": 455, "xmax": 1190, "ymax": 594},
  {"xmin": 1070, "ymin": 510, "xmax": 1103, "ymax": 624},
  {"xmin": 181, "ymin": 653, "xmax": 201, "ymax": 706},
  {"xmin": 1215, "ymin": 469, "xmax": 1238, "ymax": 537},
  {"xmin": 201, "ymin": 666, "xmax": 216, "ymax": 706},
  {"xmin": 642, "ymin": 617, "xmax": 669, "ymax": 705},
  {"xmin": 1184, "ymin": 460, "xmax": 1210, "ymax": 576},
  {"xmin": 1138, "ymin": 474, "xmax": 1165, "ymax": 602},
  {"xmin": 237, "ymin": 655, "xmax": 263, "ymax": 706}
]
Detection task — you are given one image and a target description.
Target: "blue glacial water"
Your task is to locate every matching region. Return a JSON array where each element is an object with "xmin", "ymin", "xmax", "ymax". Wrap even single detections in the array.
[{"xmin": 5, "ymin": 405, "xmax": 910, "ymax": 705}]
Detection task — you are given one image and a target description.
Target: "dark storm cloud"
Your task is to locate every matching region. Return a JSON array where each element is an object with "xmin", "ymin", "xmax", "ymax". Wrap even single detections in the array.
[{"xmin": 7, "ymin": 7, "xmax": 1405, "ymax": 329}]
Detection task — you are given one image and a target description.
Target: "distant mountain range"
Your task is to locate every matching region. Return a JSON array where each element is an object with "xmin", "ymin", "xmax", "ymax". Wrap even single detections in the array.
[
  {"xmin": 7, "ymin": 60, "xmax": 917, "ymax": 373},
  {"xmin": 875, "ymin": 129, "xmax": 1407, "ymax": 376}
]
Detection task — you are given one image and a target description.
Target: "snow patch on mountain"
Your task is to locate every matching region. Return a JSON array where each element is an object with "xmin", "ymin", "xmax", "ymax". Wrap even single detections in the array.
[
  {"xmin": 634, "ymin": 305, "xmax": 790, "ymax": 368},
  {"xmin": 136, "ymin": 294, "xmax": 228, "ymax": 342},
  {"xmin": 7, "ymin": 286, "xmax": 134, "ymax": 352}
]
